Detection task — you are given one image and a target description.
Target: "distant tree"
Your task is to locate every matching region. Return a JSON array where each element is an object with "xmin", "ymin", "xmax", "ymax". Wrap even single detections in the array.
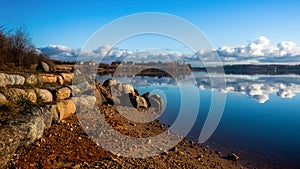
[
  {"xmin": 0, "ymin": 27, "xmax": 8, "ymax": 66},
  {"xmin": 7, "ymin": 26, "xmax": 36, "ymax": 67}
]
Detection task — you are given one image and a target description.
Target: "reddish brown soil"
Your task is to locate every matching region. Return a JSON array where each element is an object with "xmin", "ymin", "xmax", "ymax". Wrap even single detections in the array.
[{"xmin": 8, "ymin": 105, "xmax": 243, "ymax": 169}]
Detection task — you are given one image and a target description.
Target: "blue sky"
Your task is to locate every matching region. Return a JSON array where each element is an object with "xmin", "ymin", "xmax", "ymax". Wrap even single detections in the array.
[{"xmin": 1, "ymin": 0, "xmax": 300, "ymax": 49}]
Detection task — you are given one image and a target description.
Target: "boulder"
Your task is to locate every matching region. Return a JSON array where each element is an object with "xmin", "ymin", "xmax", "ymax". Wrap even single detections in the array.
[
  {"xmin": 38, "ymin": 74, "xmax": 57, "ymax": 84},
  {"xmin": 60, "ymin": 73, "xmax": 74, "ymax": 83},
  {"xmin": 132, "ymin": 96, "xmax": 148, "ymax": 108},
  {"xmin": 56, "ymin": 99, "xmax": 76, "ymax": 120},
  {"xmin": 150, "ymin": 94, "xmax": 164, "ymax": 112},
  {"xmin": 142, "ymin": 92, "xmax": 151, "ymax": 106},
  {"xmin": 37, "ymin": 61, "xmax": 50, "ymax": 72},
  {"xmin": 24, "ymin": 107, "xmax": 52, "ymax": 130},
  {"xmin": 122, "ymin": 84, "xmax": 135, "ymax": 95},
  {"xmin": 25, "ymin": 75, "xmax": 38, "ymax": 85},
  {"xmin": 69, "ymin": 85, "xmax": 81, "ymax": 96},
  {"xmin": 8, "ymin": 114, "xmax": 45, "ymax": 147},
  {"xmin": 0, "ymin": 73, "xmax": 7, "ymax": 87},
  {"xmin": 72, "ymin": 96, "xmax": 97, "ymax": 113},
  {"xmin": 1, "ymin": 88, "xmax": 27, "ymax": 101},
  {"xmin": 35, "ymin": 89, "xmax": 53, "ymax": 102},
  {"xmin": 4, "ymin": 74, "xmax": 25, "ymax": 86},
  {"xmin": 0, "ymin": 125, "xmax": 22, "ymax": 168},
  {"xmin": 25, "ymin": 89, "xmax": 37, "ymax": 103},
  {"xmin": 0, "ymin": 93, "xmax": 7, "ymax": 104},
  {"xmin": 103, "ymin": 79, "xmax": 116, "ymax": 88},
  {"xmin": 77, "ymin": 81, "xmax": 93, "ymax": 94},
  {"xmin": 56, "ymin": 87, "xmax": 71, "ymax": 100},
  {"xmin": 57, "ymin": 75, "xmax": 64, "ymax": 85}
]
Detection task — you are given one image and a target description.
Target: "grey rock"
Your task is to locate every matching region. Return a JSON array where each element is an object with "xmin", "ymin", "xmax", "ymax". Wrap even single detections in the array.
[
  {"xmin": 8, "ymin": 114, "xmax": 44, "ymax": 147},
  {"xmin": 37, "ymin": 61, "xmax": 50, "ymax": 72},
  {"xmin": 0, "ymin": 125, "xmax": 22, "ymax": 168},
  {"xmin": 4, "ymin": 74, "xmax": 25, "ymax": 85},
  {"xmin": 72, "ymin": 96, "xmax": 97, "ymax": 113}
]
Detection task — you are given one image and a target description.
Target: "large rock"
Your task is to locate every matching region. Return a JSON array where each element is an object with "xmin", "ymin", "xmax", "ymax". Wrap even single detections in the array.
[
  {"xmin": 25, "ymin": 89, "xmax": 37, "ymax": 103},
  {"xmin": 8, "ymin": 114, "xmax": 45, "ymax": 147},
  {"xmin": 69, "ymin": 85, "xmax": 81, "ymax": 96},
  {"xmin": 35, "ymin": 89, "xmax": 53, "ymax": 102},
  {"xmin": 61, "ymin": 73, "xmax": 74, "ymax": 83},
  {"xmin": 38, "ymin": 74, "xmax": 57, "ymax": 84},
  {"xmin": 56, "ymin": 87, "xmax": 71, "ymax": 100},
  {"xmin": 25, "ymin": 75, "xmax": 38, "ymax": 85},
  {"xmin": 72, "ymin": 96, "xmax": 97, "ymax": 113},
  {"xmin": 76, "ymin": 81, "xmax": 93, "ymax": 93},
  {"xmin": 56, "ymin": 99, "xmax": 76, "ymax": 120},
  {"xmin": 1, "ymin": 88, "xmax": 27, "ymax": 101},
  {"xmin": 5, "ymin": 74, "xmax": 25, "ymax": 86},
  {"xmin": 0, "ymin": 93, "xmax": 7, "ymax": 104},
  {"xmin": 149, "ymin": 94, "xmax": 164, "ymax": 113},
  {"xmin": 0, "ymin": 125, "xmax": 22, "ymax": 169},
  {"xmin": 103, "ymin": 79, "xmax": 116, "ymax": 88},
  {"xmin": 131, "ymin": 96, "xmax": 148, "ymax": 108},
  {"xmin": 122, "ymin": 84, "xmax": 135, "ymax": 95},
  {"xmin": 37, "ymin": 61, "xmax": 50, "ymax": 72}
]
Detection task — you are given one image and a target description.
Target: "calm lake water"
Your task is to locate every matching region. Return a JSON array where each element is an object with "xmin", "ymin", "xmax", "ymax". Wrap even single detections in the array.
[{"xmin": 97, "ymin": 72, "xmax": 300, "ymax": 169}]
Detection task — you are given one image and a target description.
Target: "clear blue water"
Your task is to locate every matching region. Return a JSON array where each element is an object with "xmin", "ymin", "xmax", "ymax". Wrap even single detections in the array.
[{"xmin": 97, "ymin": 73, "xmax": 300, "ymax": 169}]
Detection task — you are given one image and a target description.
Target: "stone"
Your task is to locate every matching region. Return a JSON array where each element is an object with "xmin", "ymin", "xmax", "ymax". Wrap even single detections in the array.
[
  {"xmin": 56, "ymin": 99, "xmax": 76, "ymax": 120},
  {"xmin": 49, "ymin": 104, "xmax": 59, "ymax": 122},
  {"xmin": 150, "ymin": 94, "xmax": 164, "ymax": 112},
  {"xmin": 57, "ymin": 75, "xmax": 64, "ymax": 85},
  {"xmin": 72, "ymin": 96, "xmax": 96, "ymax": 113},
  {"xmin": 35, "ymin": 89, "xmax": 53, "ymax": 102},
  {"xmin": 77, "ymin": 81, "xmax": 93, "ymax": 93},
  {"xmin": 5, "ymin": 74, "xmax": 25, "ymax": 86},
  {"xmin": 69, "ymin": 85, "xmax": 81, "ymax": 96},
  {"xmin": 25, "ymin": 89, "xmax": 37, "ymax": 103},
  {"xmin": 0, "ymin": 93, "xmax": 7, "ymax": 104},
  {"xmin": 227, "ymin": 153, "xmax": 239, "ymax": 161},
  {"xmin": 122, "ymin": 84, "xmax": 135, "ymax": 95},
  {"xmin": 37, "ymin": 61, "xmax": 49, "ymax": 72},
  {"xmin": 0, "ymin": 73, "xmax": 7, "ymax": 87},
  {"xmin": 25, "ymin": 75, "xmax": 38, "ymax": 85},
  {"xmin": 1, "ymin": 88, "xmax": 27, "ymax": 101},
  {"xmin": 60, "ymin": 73, "xmax": 74, "ymax": 83},
  {"xmin": 135, "ymin": 96, "xmax": 148, "ymax": 108},
  {"xmin": 38, "ymin": 74, "xmax": 57, "ymax": 84},
  {"xmin": 0, "ymin": 125, "xmax": 22, "ymax": 168},
  {"xmin": 103, "ymin": 79, "xmax": 116, "ymax": 88},
  {"xmin": 8, "ymin": 114, "xmax": 45, "ymax": 147},
  {"xmin": 56, "ymin": 87, "xmax": 71, "ymax": 100},
  {"xmin": 24, "ymin": 107, "xmax": 53, "ymax": 130}
]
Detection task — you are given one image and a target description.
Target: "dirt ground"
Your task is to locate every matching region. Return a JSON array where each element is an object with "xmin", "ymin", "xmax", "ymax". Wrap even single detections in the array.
[{"xmin": 7, "ymin": 105, "xmax": 243, "ymax": 169}]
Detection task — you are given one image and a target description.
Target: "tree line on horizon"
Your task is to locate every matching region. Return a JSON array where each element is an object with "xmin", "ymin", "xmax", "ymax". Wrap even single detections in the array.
[{"xmin": 0, "ymin": 26, "xmax": 51, "ymax": 71}]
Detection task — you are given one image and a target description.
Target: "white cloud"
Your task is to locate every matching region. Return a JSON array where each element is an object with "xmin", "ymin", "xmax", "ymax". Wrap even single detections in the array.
[{"xmin": 39, "ymin": 36, "xmax": 300, "ymax": 65}]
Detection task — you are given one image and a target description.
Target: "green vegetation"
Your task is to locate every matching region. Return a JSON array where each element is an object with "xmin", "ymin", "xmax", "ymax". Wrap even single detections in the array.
[{"xmin": 0, "ymin": 94, "xmax": 36, "ymax": 123}]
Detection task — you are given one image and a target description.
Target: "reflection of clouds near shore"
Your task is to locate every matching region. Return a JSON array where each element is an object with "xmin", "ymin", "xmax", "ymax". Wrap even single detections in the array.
[{"xmin": 97, "ymin": 73, "xmax": 300, "ymax": 104}]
